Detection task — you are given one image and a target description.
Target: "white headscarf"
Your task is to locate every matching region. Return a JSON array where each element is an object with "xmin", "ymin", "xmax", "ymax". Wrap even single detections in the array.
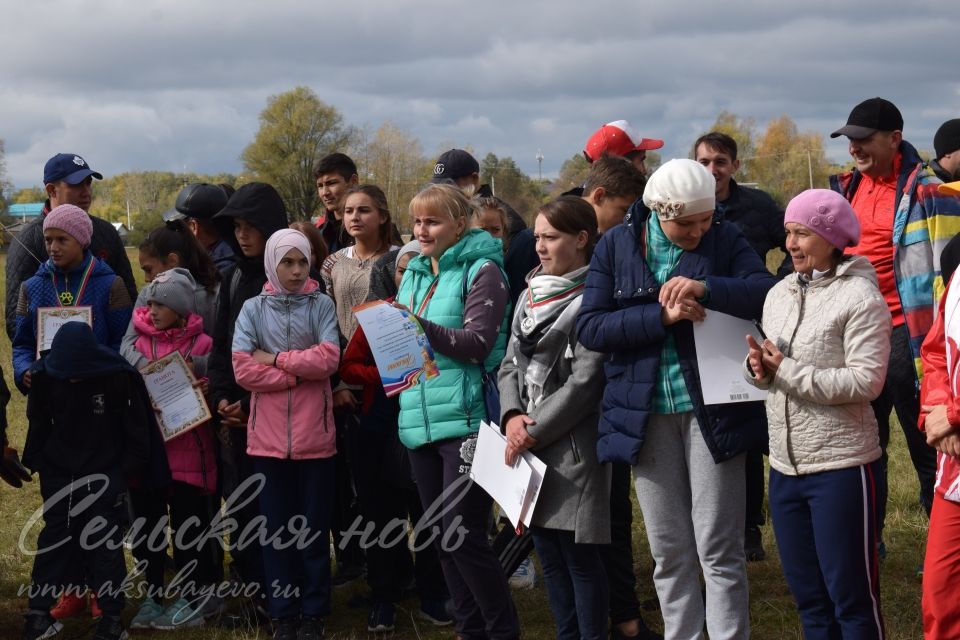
[
  {"xmin": 642, "ymin": 158, "xmax": 716, "ymax": 220},
  {"xmin": 264, "ymin": 229, "xmax": 312, "ymax": 294}
]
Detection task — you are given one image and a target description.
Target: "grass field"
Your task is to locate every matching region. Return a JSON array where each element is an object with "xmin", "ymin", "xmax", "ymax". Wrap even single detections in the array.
[{"xmin": 0, "ymin": 249, "xmax": 927, "ymax": 639}]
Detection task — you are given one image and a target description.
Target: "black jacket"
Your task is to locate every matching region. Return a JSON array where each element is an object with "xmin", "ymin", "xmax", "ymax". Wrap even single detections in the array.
[{"xmin": 716, "ymin": 179, "xmax": 791, "ymax": 278}]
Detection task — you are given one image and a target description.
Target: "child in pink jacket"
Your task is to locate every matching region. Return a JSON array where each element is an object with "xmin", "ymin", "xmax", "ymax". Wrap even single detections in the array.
[
  {"xmin": 231, "ymin": 229, "xmax": 340, "ymax": 639},
  {"xmin": 125, "ymin": 267, "xmax": 219, "ymax": 630}
]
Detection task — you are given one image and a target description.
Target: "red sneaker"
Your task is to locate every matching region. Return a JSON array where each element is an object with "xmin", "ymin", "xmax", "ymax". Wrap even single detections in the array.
[
  {"xmin": 90, "ymin": 593, "xmax": 103, "ymax": 619},
  {"xmin": 50, "ymin": 591, "xmax": 87, "ymax": 619}
]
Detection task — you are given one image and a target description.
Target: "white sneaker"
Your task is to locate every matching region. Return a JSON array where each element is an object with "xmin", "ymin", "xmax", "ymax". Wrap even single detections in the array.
[{"xmin": 508, "ymin": 557, "xmax": 536, "ymax": 589}]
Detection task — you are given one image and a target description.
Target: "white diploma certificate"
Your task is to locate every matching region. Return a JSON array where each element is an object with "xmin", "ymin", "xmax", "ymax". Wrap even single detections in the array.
[
  {"xmin": 36, "ymin": 306, "xmax": 93, "ymax": 357},
  {"xmin": 353, "ymin": 300, "xmax": 439, "ymax": 397},
  {"xmin": 693, "ymin": 311, "xmax": 768, "ymax": 405},
  {"xmin": 470, "ymin": 421, "xmax": 547, "ymax": 531},
  {"xmin": 139, "ymin": 351, "xmax": 211, "ymax": 441}
]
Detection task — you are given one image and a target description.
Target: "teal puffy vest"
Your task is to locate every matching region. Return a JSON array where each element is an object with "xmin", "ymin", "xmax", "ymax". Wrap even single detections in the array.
[{"xmin": 397, "ymin": 229, "xmax": 510, "ymax": 448}]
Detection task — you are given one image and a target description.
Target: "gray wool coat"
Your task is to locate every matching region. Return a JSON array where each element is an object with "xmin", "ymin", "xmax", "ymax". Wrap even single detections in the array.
[{"xmin": 498, "ymin": 319, "xmax": 611, "ymax": 544}]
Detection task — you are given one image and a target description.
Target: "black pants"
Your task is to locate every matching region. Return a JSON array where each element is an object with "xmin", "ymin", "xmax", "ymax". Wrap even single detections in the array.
[
  {"xmin": 129, "ymin": 481, "xmax": 220, "ymax": 602},
  {"xmin": 332, "ymin": 411, "xmax": 365, "ymax": 569},
  {"xmin": 221, "ymin": 429, "xmax": 265, "ymax": 596},
  {"xmin": 745, "ymin": 447, "xmax": 766, "ymax": 529},
  {"xmin": 29, "ymin": 470, "xmax": 127, "ymax": 616},
  {"xmin": 873, "ymin": 324, "xmax": 936, "ymax": 533},
  {"xmin": 408, "ymin": 436, "xmax": 520, "ymax": 640},
  {"xmin": 603, "ymin": 462, "xmax": 643, "ymax": 625},
  {"xmin": 348, "ymin": 424, "xmax": 445, "ymax": 603}
]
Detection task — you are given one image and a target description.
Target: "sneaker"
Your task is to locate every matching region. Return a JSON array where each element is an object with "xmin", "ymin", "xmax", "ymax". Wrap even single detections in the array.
[
  {"xmin": 21, "ymin": 611, "xmax": 62, "ymax": 640},
  {"xmin": 331, "ymin": 562, "xmax": 365, "ymax": 589},
  {"xmin": 92, "ymin": 615, "xmax": 128, "ymax": 640},
  {"xmin": 198, "ymin": 594, "xmax": 227, "ymax": 620},
  {"xmin": 129, "ymin": 599, "xmax": 164, "ymax": 629},
  {"xmin": 271, "ymin": 616, "xmax": 299, "ymax": 640},
  {"xmin": 744, "ymin": 525, "xmax": 766, "ymax": 562},
  {"xmin": 49, "ymin": 592, "xmax": 86, "ymax": 619},
  {"xmin": 508, "ymin": 557, "xmax": 536, "ymax": 589},
  {"xmin": 418, "ymin": 598, "xmax": 453, "ymax": 626},
  {"xmin": 367, "ymin": 602, "xmax": 396, "ymax": 632},
  {"xmin": 299, "ymin": 615, "xmax": 325, "ymax": 640},
  {"xmin": 150, "ymin": 597, "xmax": 204, "ymax": 629}
]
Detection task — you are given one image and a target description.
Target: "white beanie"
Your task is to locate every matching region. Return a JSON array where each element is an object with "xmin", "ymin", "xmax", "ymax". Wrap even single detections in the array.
[{"xmin": 642, "ymin": 158, "xmax": 716, "ymax": 220}]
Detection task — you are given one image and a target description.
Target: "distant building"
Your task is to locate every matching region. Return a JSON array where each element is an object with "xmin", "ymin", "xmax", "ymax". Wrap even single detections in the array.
[
  {"xmin": 112, "ymin": 222, "xmax": 130, "ymax": 244},
  {"xmin": 7, "ymin": 202, "xmax": 44, "ymax": 222}
]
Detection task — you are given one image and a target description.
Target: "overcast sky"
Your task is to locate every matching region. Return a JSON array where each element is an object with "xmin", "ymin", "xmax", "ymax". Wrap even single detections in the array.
[{"xmin": 2, "ymin": 0, "xmax": 957, "ymax": 189}]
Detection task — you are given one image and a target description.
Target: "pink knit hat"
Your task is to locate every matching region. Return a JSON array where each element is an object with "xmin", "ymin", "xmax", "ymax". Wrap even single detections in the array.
[
  {"xmin": 43, "ymin": 204, "xmax": 93, "ymax": 248},
  {"xmin": 784, "ymin": 189, "xmax": 860, "ymax": 250}
]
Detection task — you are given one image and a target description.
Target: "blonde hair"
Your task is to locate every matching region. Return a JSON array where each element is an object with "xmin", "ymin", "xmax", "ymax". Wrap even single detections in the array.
[
  {"xmin": 474, "ymin": 197, "xmax": 511, "ymax": 251},
  {"xmin": 409, "ymin": 183, "xmax": 475, "ymax": 223}
]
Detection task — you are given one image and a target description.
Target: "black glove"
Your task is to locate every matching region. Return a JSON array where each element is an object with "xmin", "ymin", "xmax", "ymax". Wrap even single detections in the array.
[{"xmin": 1, "ymin": 447, "xmax": 32, "ymax": 488}]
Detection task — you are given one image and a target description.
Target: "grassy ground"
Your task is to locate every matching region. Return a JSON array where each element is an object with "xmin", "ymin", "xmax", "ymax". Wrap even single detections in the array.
[{"xmin": 0, "ymin": 250, "xmax": 926, "ymax": 639}]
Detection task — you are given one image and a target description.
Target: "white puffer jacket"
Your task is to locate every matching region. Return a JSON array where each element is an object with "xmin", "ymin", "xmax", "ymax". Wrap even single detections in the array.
[{"xmin": 746, "ymin": 256, "xmax": 892, "ymax": 475}]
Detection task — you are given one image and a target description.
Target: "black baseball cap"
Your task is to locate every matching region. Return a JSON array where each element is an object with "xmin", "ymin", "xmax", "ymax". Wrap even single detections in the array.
[
  {"xmin": 43, "ymin": 153, "xmax": 103, "ymax": 185},
  {"xmin": 174, "ymin": 183, "xmax": 230, "ymax": 220},
  {"xmin": 431, "ymin": 149, "xmax": 480, "ymax": 183},
  {"xmin": 831, "ymin": 97, "xmax": 904, "ymax": 139}
]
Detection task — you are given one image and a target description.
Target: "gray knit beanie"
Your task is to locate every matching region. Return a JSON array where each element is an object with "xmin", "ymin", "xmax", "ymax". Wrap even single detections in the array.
[{"xmin": 145, "ymin": 268, "xmax": 196, "ymax": 317}]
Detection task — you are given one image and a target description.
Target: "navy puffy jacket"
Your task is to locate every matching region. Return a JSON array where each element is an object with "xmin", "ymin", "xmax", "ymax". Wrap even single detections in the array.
[{"xmin": 577, "ymin": 203, "xmax": 776, "ymax": 465}]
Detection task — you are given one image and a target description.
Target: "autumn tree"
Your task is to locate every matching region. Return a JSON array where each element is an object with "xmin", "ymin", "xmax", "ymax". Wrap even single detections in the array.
[
  {"xmin": 355, "ymin": 123, "xmax": 432, "ymax": 232},
  {"xmin": 750, "ymin": 115, "xmax": 831, "ymax": 205},
  {"xmin": 242, "ymin": 87, "xmax": 353, "ymax": 220},
  {"xmin": 698, "ymin": 111, "xmax": 758, "ymax": 182},
  {"xmin": 479, "ymin": 153, "xmax": 545, "ymax": 222},
  {"xmin": 552, "ymin": 154, "xmax": 590, "ymax": 195},
  {"xmin": 12, "ymin": 187, "xmax": 45, "ymax": 204}
]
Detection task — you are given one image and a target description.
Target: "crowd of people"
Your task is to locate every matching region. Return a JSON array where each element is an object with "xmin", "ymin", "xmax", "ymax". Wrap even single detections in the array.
[{"xmin": 3, "ymin": 96, "xmax": 960, "ymax": 640}]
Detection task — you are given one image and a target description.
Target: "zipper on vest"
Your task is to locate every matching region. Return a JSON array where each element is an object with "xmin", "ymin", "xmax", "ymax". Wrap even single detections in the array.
[
  {"xmin": 783, "ymin": 288, "xmax": 806, "ymax": 474},
  {"xmin": 285, "ymin": 298, "xmax": 293, "ymax": 459},
  {"xmin": 420, "ymin": 381, "xmax": 431, "ymax": 442}
]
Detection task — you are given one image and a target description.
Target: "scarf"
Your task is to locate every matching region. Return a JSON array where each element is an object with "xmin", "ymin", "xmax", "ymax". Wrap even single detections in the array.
[
  {"xmin": 264, "ymin": 229, "xmax": 312, "ymax": 294},
  {"xmin": 512, "ymin": 266, "xmax": 588, "ymax": 410}
]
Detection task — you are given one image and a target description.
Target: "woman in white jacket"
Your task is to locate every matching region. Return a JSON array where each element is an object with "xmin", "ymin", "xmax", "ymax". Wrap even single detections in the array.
[{"xmin": 745, "ymin": 188, "xmax": 891, "ymax": 640}]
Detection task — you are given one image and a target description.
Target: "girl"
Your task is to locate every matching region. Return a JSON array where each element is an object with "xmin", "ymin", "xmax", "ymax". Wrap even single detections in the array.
[
  {"xmin": 498, "ymin": 196, "xmax": 610, "ymax": 640},
  {"xmin": 578, "ymin": 159, "xmax": 775, "ymax": 639},
  {"xmin": 126, "ymin": 268, "xmax": 219, "ymax": 630},
  {"xmin": 397, "ymin": 183, "xmax": 520, "ymax": 640},
  {"xmin": 473, "ymin": 197, "xmax": 511, "ymax": 252},
  {"xmin": 232, "ymin": 229, "xmax": 340, "ymax": 640},
  {"xmin": 319, "ymin": 184, "xmax": 398, "ymax": 603},
  {"xmin": 746, "ymin": 189, "xmax": 889, "ymax": 639},
  {"xmin": 13, "ymin": 203, "xmax": 133, "ymax": 391},
  {"xmin": 120, "ymin": 220, "xmax": 220, "ymax": 372}
]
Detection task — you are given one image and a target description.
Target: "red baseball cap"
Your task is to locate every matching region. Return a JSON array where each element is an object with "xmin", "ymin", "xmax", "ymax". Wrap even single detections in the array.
[{"xmin": 584, "ymin": 120, "xmax": 664, "ymax": 162}]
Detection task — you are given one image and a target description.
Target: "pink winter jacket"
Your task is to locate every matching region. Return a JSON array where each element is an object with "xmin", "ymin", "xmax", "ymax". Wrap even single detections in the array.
[
  {"xmin": 231, "ymin": 280, "xmax": 340, "ymax": 460},
  {"xmin": 132, "ymin": 306, "xmax": 217, "ymax": 493}
]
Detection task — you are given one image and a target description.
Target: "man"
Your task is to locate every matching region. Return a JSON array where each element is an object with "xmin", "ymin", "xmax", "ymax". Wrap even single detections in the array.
[
  {"xmin": 584, "ymin": 120, "xmax": 664, "ymax": 176},
  {"xmin": 931, "ymin": 119, "xmax": 960, "ymax": 183},
  {"xmin": 829, "ymin": 97, "xmax": 960, "ymax": 548},
  {"xmin": 694, "ymin": 131, "xmax": 790, "ymax": 562},
  {"xmin": 314, "ymin": 153, "xmax": 359, "ymax": 254},
  {"xmin": 581, "ymin": 155, "xmax": 647, "ymax": 233},
  {"xmin": 432, "ymin": 148, "xmax": 539, "ymax": 303},
  {"xmin": 164, "ymin": 182, "xmax": 236, "ymax": 275},
  {"xmin": 5, "ymin": 153, "xmax": 136, "ymax": 341}
]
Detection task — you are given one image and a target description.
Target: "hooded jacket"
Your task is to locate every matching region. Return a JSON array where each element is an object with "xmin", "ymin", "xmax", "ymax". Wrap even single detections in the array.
[
  {"xmin": 232, "ymin": 280, "xmax": 340, "ymax": 459},
  {"xmin": 577, "ymin": 202, "xmax": 776, "ymax": 465},
  {"xmin": 23, "ymin": 322, "xmax": 168, "ymax": 489},
  {"xmin": 13, "ymin": 252, "xmax": 133, "ymax": 392},
  {"xmin": 131, "ymin": 307, "xmax": 217, "ymax": 492},
  {"xmin": 208, "ymin": 183, "xmax": 290, "ymax": 413},
  {"xmin": 746, "ymin": 257, "xmax": 891, "ymax": 475},
  {"xmin": 4, "ymin": 202, "xmax": 137, "ymax": 341},
  {"xmin": 830, "ymin": 140, "xmax": 960, "ymax": 382}
]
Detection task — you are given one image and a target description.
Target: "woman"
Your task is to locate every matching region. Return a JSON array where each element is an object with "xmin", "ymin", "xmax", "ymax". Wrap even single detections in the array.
[
  {"xmin": 745, "ymin": 188, "xmax": 889, "ymax": 639},
  {"xmin": 578, "ymin": 159, "xmax": 775, "ymax": 639},
  {"xmin": 498, "ymin": 196, "xmax": 610, "ymax": 640},
  {"xmin": 473, "ymin": 197, "xmax": 511, "ymax": 252},
  {"xmin": 397, "ymin": 183, "xmax": 520, "ymax": 640}
]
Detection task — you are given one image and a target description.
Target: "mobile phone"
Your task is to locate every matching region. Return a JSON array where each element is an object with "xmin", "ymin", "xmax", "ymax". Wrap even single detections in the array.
[{"xmin": 752, "ymin": 319, "xmax": 768, "ymax": 343}]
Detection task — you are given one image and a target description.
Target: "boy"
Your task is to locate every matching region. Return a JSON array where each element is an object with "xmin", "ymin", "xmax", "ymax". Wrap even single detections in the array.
[
  {"xmin": 313, "ymin": 153, "xmax": 359, "ymax": 254},
  {"xmin": 582, "ymin": 155, "xmax": 647, "ymax": 233}
]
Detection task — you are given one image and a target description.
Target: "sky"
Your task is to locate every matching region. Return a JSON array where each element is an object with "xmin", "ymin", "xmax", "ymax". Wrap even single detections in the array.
[{"xmin": 2, "ymin": 0, "xmax": 958, "ymax": 189}]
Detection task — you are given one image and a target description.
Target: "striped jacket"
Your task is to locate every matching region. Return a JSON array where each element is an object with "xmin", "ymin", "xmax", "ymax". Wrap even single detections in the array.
[{"xmin": 830, "ymin": 140, "xmax": 960, "ymax": 382}]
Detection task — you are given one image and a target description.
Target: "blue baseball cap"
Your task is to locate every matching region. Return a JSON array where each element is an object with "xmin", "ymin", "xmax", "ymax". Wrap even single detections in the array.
[{"xmin": 43, "ymin": 153, "xmax": 103, "ymax": 185}]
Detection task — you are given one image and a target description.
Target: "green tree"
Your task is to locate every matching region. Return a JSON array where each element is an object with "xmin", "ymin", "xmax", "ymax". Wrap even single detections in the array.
[
  {"xmin": 356, "ymin": 123, "xmax": 432, "ymax": 233},
  {"xmin": 479, "ymin": 153, "xmax": 545, "ymax": 222},
  {"xmin": 700, "ymin": 111, "xmax": 758, "ymax": 181},
  {"xmin": 12, "ymin": 187, "xmax": 45, "ymax": 204},
  {"xmin": 552, "ymin": 154, "xmax": 590, "ymax": 195},
  {"xmin": 241, "ymin": 86, "xmax": 353, "ymax": 220}
]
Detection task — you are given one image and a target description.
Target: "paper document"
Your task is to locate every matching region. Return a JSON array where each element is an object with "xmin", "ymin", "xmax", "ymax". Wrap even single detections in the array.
[
  {"xmin": 36, "ymin": 306, "xmax": 92, "ymax": 357},
  {"xmin": 140, "ymin": 351, "xmax": 211, "ymax": 441},
  {"xmin": 693, "ymin": 311, "xmax": 768, "ymax": 405},
  {"xmin": 353, "ymin": 300, "xmax": 439, "ymax": 397},
  {"xmin": 470, "ymin": 421, "xmax": 547, "ymax": 530}
]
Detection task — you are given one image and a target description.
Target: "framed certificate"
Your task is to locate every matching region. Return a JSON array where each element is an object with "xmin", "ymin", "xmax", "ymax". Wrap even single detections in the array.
[
  {"xmin": 36, "ymin": 306, "xmax": 93, "ymax": 358},
  {"xmin": 139, "ymin": 351, "xmax": 212, "ymax": 441}
]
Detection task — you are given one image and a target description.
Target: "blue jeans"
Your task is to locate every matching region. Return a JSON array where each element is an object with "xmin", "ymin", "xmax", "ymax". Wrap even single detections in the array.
[
  {"xmin": 254, "ymin": 456, "xmax": 335, "ymax": 619},
  {"xmin": 531, "ymin": 527, "xmax": 609, "ymax": 640}
]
